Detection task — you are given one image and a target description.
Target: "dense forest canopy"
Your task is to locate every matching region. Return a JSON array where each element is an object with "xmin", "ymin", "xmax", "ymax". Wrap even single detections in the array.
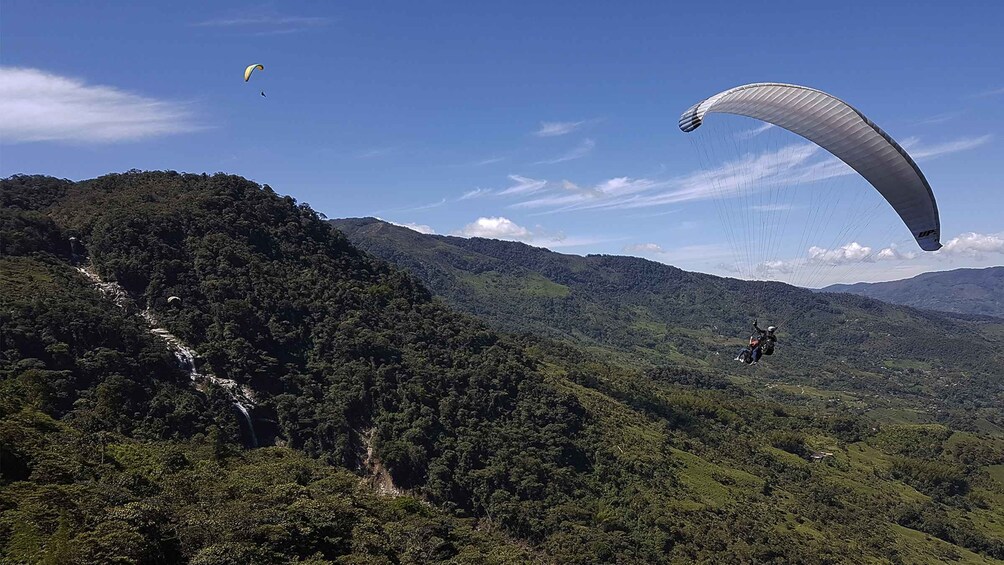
[
  {"xmin": 333, "ymin": 218, "xmax": 1004, "ymax": 421},
  {"xmin": 2, "ymin": 172, "xmax": 1002, "ymax": 564}
]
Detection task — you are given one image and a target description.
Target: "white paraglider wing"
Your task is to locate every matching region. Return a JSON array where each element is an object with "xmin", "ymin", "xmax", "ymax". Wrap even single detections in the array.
[{"xmin": 679, "ymin": 83, "xmax": 941, "ymax": 251}]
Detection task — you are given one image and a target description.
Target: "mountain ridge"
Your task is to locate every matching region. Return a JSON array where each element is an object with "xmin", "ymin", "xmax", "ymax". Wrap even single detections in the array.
[{"xmin": 823, "ymin": 267, "xmax": 1004, "ymax": 318}]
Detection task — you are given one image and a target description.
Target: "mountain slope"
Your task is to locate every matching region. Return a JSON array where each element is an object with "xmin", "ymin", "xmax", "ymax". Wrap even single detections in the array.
[
  {"xmin": 823, "ymin": 267, "xmax": 1004, "ymax": 318},
  {"xmin": 3, "ymin": 174, "xmax": 1004, "ymax": 563},
  {"xmin": 331, "ymin": 217, "xmax": 1004, "ymax": 420}
]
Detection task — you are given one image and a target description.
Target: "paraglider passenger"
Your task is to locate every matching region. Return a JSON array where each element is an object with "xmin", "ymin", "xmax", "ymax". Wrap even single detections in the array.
[{"xmin": 735, "ymin": 320, "xmax": 777, "ymax": 365}]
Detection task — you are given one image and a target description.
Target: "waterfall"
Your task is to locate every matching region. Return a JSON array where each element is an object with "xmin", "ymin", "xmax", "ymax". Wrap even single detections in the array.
[
  {"xmin": 77, "ymin": 263, "xmax": 260, "ymax": 448},
  {"xmin": 235, "ymin": 403, "xmax": 259, "ymax": 448}
]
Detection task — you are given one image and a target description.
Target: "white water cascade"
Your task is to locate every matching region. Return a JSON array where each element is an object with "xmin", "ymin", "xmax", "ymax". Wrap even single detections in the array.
[{"xmin": 76, "ymin": 264, "xmax": 258, "ymax": 448}]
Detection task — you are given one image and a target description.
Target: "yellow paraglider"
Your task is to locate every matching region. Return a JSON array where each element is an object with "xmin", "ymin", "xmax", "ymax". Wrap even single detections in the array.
[{"xmin": 244, "ymin": 64, "xmax": 264, "ymax": 82}]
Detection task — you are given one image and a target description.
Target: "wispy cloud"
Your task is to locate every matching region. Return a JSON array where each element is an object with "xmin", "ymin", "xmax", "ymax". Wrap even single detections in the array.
[
  {"xmin": 450, "ymin": 155, "xmax": 507, "ymax": 168},
  {"xmin": 192, "ymin": 14, "xmax": 330, "ymax": 34},
  {"xmin": 913, "ymin": 112, "xmax": 961, "ymax": 126},
  {"xmin": 355, "ymin": 147, "xmax": 396, "ymax": 159},
  {"xmin": 735, "ymin": 123, "xmax": 775, "ymax": 140},
  {"xmin": 536, "ymin": 138, "xmax": 595, "ymax": 164},
  {"xmin": 497, "ymin": 174, "xmax": 547, "ymax": 196},
  {"xmin": 534, "ymin": 120, "xmax": 586, "ymax": 137},
  {"xmin": 460, "ymin": 188, "xmax": 491, "ymax": 200},
  {"xmin": 752, "ymin": 203, "xmax": 795, "ymax": 212},
  {"xmin": 0, "ymin": 67, "xmax": 202, "ymax": 143},
  {"xmin": 409, "ymin": 198, "xmax": 446, "ymax": 211},
  {"xmin": 624, "ymin": 242, "xmax": 733, "ymax": 263},
  {"xmin": 519, "ymin": 143, "xmax": 824, "ymax": 213},
  {"xmin": 474, "ymin": 156, "xmax": 505, "ymax": 166},
  {"xmin": 970, "ymin": 86, "xmax": 1004, "ymax": 98},
  {"xmin": 375, "ymin": 198, "xmax": 446, "ymax": 214},
  {"xmin": 902, "ymin": 135, "xmax": 992, "ymax": 159},
  {"xmin": 496, "ymin": 133, "xmax": 988, "ymax": 216},
  {"xmin": 513, "ymin": 177, "xmax": 663, "ymax": 212}
]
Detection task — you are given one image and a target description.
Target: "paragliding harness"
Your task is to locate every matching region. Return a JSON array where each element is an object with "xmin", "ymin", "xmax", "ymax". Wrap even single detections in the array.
[
  {"xmin": 761, "ymin": 334, "xmax": 776, "ymax": 356},
  {"xmin": 737, "ymin": 335, "xmax": 761, "ymax": 365}
]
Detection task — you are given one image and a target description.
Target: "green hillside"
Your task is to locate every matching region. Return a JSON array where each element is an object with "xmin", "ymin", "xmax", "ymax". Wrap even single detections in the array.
[
  {"xmin": 824, "ymin": 267, "xmax": 1004, "ymax": 319},
  {"xmin": 2, "ymin": 173, "xmax": 1002, "ymax": 563},
  {"xmin": 332, "ymin": 217, "xmax": 1004, "ymax": 424}
]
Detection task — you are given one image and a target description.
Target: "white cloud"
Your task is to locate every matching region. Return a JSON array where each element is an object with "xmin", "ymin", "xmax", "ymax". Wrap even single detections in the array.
[
  {"xmin": 624, "ymin": 243, "xmax": 665, "ymax": 254},
  {"xmin": 876, "ymin": 243, "xmax": 917, "ymax": 261},
  {"xmin": 393, "ymin": 222, "xmax": 436, "ymax": 234},
  {"xmin": 536, "ymin": 138, "xmax": 595, "ymax": 164},
  {"xmin": 757, "ymin": 260, "xmax": 796, "ymax": 275},
  {"xmin": 375, "ymin": 217, "xmax": 437, "ymax": 234},
  {"xmin": 534, "ymin": 120, "xmax": 585, "ymax": 137},
  {"xmin": 701, "ymin": 232, "xmax": 1004, "ymax": 287},
  {"xmin": 939, "ymin": 232, "xmax": 1004, "ymax": 258},
  {"xmin": 498, "ymin": 174, "xmax": 547, "ymax": 196},
  {"xmin": 0, "ymin": 67, "xmax": 201, "ymax": 144},
  {"xmin": 452, "ymin": 216, "xmax": 610, "ymax": 249},
  {"xmin": 808, "ymin": 242, "xmax": 874, "ymax": 265},
  {"xmin": 455, "ymin": 217, "xmax": 532, "ymax": 239}
]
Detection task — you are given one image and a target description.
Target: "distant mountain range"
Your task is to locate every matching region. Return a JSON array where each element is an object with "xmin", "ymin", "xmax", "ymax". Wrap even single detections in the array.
[
  {"xmin": 331, "ymin": 218, "xmax": 1003, "ymax": 405},
  {"xmin": 822, "ymin": 267, "xmax": 1004, "ymax": 318}
]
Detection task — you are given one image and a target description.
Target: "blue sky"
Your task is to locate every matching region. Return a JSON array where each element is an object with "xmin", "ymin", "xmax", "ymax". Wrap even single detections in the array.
[{"xmin": 2, "ymin": 0, "xmax": 1002, "ymax": 285}]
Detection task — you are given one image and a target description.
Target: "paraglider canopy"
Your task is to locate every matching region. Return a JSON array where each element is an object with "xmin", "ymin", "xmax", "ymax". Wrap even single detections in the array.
[
  {"xmin": 679, "ymin": 82, "xmax": 941, "ymax": 251},
  {"xmin": 244, "ymin": 64, "xmax": 264, "ymax": 82},
  {"xmin": 167, "ymin": 296, "xmax": 182, "ymax": 306}
]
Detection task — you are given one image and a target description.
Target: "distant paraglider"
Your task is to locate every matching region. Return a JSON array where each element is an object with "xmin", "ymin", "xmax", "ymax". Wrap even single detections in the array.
[
  {"xmin": 245, "ymin": 64, "xmax": 266, "ymax": 97},
  {"xmin": 244, "ymin": 64, "xmax": 263, "ymax": 82},
  {"xmin": 167, "ymin": 296, "xmax": 182, "ymax": 307}
]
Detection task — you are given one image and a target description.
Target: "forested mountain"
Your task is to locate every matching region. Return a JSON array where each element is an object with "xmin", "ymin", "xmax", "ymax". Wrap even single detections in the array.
[
  {"xmin": 333, "ymin": 218, "xmax": 1003, "ymax": 418},
  {"xmin": 2, "ymin": 173, "xmax": 1003, "ymax": 563},
  {"xmin": 823, "ymin": 267, "xmax": 1004, "ymax": 318}
]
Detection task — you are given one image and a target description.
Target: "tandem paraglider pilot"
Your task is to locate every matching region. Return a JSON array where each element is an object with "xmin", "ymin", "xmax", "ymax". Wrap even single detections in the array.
[{"xmin": 736, "ymin": 320, "xmax": 777, "ymax": 365}]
